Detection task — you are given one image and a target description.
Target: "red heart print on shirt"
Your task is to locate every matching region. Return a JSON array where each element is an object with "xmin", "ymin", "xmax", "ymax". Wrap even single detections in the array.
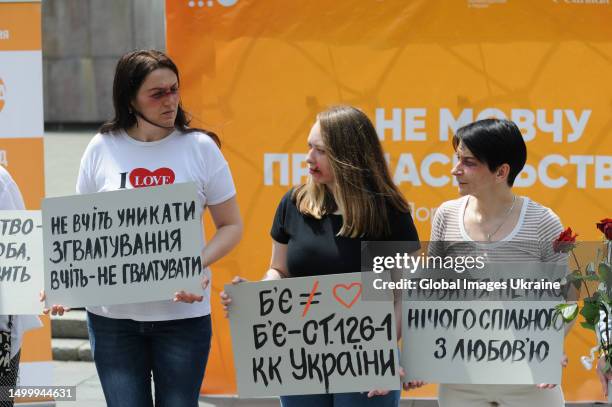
[{"xmin": 129, "ymin": 167, "xmax": 175, "ymax": 188}]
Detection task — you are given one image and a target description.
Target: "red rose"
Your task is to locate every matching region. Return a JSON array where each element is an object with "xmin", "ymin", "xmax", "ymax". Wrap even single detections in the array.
[
  {"xmin": 596, "ymin": 218, "xmax": 612, "ymax": 240},
  {"xmin": 553, "ymin": 227, "xmax": 578, "ymax": 253}
]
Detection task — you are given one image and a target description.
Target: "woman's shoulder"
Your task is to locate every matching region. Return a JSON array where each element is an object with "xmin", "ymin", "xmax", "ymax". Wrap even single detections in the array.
[
  {"xmin": 279, "ymin": 188, "xmax": 297, "ymax": 208},
  {"xmin": 181, "ymin": 130, "xmax": 226, "ymax": 169},
  {"xmin": 521, "ymin": 197, "xmax": 563, "ymax": 236},
  {"xmin": 271, "ymin": 188, "xmax": 300, "ymax": 236},
  {"xmin": 434, "ymin": 196, "xmax": 466, "ymax": 219},
  {"xmin": 85, "ymin": 131, "xmax": 117, "ymax": 150},
  {"xmin": 80, "ymin": 132, "xmax": 113, "ymax": 163},
  {"xmin": 182, "ymin": 130, "xmax": 219, "ymax": 148},
  {"xmin": 273, "ymin": 188, "xmax": 303, "ymax": 222},
  {"xmin": 523, "ymin": 197, "xmax": 560, "ymax": 222}
]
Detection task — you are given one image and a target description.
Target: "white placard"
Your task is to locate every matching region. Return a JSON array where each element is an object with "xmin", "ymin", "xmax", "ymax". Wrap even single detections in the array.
[
  {"xmin": 0, "ymin": 210, "xmax": 43, "ymax": 314},
  {"xmin": 402, "ymin": 300, "xmax": 564, "ymax": 385},
  {"xmin": 227, "ymin": 272, "xmax": 400, "ymax": 397},
  {"xmin": 42, "ymin": 183, "xmax": 205, "ymax": 308}
]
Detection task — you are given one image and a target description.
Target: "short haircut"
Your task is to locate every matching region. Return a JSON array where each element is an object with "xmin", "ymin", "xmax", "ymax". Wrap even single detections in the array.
[{"xmin": 453, "ymin": 118, "xmax": 527, "ymax": 186}]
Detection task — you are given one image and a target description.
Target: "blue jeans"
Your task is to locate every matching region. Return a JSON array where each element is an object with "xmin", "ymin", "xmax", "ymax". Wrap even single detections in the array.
[
  {"xmin": 280, "ymin": 390, "xmax": 400, "ymax": 407},
  {"xmin": 87, "ymin": 312, "xmax": 211, "ymax": 407}
]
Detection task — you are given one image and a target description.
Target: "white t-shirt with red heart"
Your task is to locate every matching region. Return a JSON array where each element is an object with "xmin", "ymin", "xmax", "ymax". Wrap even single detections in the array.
[{"xmin": 77, "ymin": 129, "xmax": 236, "ymax": 321}]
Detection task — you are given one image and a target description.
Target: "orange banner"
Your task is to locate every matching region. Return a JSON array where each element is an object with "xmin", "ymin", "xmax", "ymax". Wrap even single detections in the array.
[
  {"xmin": 0, "ymin": 1, "xmax": 51, "ymax": 403},
  {"xmin": 0, "ymin": 2, "xmax": 41, "ymax": 51},
  {"xmin": 166, "ymin": 0, "xmax": 612, "ymax": 401}
]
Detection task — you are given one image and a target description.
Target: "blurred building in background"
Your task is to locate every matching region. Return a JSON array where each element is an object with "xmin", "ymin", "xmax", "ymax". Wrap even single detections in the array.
[{"xmin": 42, "ymin": 0, "xmax": 165, "ymax": 124}]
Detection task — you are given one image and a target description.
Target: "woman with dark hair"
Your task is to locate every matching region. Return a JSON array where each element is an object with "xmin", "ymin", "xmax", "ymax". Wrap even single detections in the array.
[
  {"xmin": 0, "ymin": 166, "xmax": 42, "ymax": 407},
  {"xmin": 429, "ymin": 118, "xmax": 566, "ymax": 406},
  {"xmin": 53, "ymin": 49, "xmax": 242, "ymax": 407},
  {"xmin": 221, "ymin": 105, "xmax": 421, "ymax": 406}
]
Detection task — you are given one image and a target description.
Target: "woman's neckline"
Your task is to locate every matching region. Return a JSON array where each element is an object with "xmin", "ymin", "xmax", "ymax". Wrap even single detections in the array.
[{"xmin": 459, "ymin": 195, "xmax": 529, "ymax": 246}]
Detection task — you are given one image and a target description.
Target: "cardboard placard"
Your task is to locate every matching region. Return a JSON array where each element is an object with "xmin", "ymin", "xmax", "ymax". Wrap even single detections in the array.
[
  {"xmin": 402, "ymin": 300, "xmax": 564, "ymax": 385},
  {"xmin": 227, "ymin": 272, "xmax": 400, "ymax": 397},
  {"xmin": 0, "ymin": 210, "xmax": 43, "ymax": 314},
  {"xmin": 42, "ymin": 183, "xmax": 205, "ymax": 308}
]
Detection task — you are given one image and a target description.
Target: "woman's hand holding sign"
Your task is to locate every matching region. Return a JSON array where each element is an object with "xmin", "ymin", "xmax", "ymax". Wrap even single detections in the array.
[
  {"xmin": 535, "ymin": 353, "xmax": 568, "ymax": 389},
  {"xmin": 173, "ymin": 290, "xmax": 203, "ymax": 303},
  {"xmin": 40, "ymin": 290, "xmax": 71, "ymax": 316},
  {"xmin": 366, "ymin": 367, "xmax": 425, "ymax": 398},
  {"xmin": 176, "ymin": 197, "xmax": 243, "ymax": 305},
  {"xmin": 221, "ymin": 241, "xmax": 288, "ymax": 317},
  {"xmin": 220, "ymin": 276, "xmax": 249, "ymax": 317}
]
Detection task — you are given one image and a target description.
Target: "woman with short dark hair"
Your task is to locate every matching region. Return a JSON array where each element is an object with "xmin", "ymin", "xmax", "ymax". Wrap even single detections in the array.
[
  {"xmin": 451, "ymin": 119, "xmax": 527, "ymax": 188},
  {"xmin": 429, "ymin": 118, "xmax": 566, "ymax": 406}
]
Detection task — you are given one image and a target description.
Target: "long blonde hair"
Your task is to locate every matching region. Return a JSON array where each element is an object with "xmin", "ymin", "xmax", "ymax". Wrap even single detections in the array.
[{"xmin": 293, "ymin": 106, "xmax": 409, "ymax": 238}]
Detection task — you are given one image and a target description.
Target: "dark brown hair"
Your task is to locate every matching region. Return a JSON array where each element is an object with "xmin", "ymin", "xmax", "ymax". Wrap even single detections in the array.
[
  {"xmin": 453, "ymin": 118, "xmax": 526, "ymax": 186},
  {"xmin": 99, "ymin": 49, "xmax": 220, "ymax": 146}
]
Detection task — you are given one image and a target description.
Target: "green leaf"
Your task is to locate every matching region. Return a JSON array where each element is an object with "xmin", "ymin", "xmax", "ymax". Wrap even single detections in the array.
[
  {"xmin": 568, "ymin": 270, "xmax": 582, "ymax": 291},
  {"xmin": 599, "ymin": 262, "xmax": 611, "ymax": 281},
  {"xmin": 557, "ymin": 303, "xmax": 579, "ymax": 322},
  {"xmin": 566, "ymin": 270, "xmax": 579, "ymax": 280},
  {"xmin": 581, "ymin": 321, "xmax": 596, "ymax": 331},
  {"xmin": 580, "ymin": 300, "xmax": 600, "ymax": 324}
]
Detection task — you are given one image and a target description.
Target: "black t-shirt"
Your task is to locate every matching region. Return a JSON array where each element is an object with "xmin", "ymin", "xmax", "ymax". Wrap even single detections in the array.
[{"xmin": 270, "ymin": 190, "xmax": 421, "ymax": 278}]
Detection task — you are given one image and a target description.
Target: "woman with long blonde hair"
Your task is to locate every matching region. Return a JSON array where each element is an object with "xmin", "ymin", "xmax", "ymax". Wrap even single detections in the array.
[{"xmin": 222, "ymin": 105, "xmax": 420, "ymax": 406}]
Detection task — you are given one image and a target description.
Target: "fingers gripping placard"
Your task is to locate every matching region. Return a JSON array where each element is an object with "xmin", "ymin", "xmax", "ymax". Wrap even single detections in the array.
[
  {"xmin": 226, "ymin": 272, "xmax": 400, "ymax": 397},
  {"xmin": 42, "ymin": 183, "xmax": 205, "ymax": 308}
]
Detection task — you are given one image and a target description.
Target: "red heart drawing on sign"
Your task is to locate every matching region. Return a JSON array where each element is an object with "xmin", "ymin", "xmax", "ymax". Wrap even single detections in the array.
[
  {"xmin": 332, "ymin": 282, "xmax": 362, "ymax": 309},
  {"xmin": 129, "ymin": 167, "xmax": 175, "ymax": 188}
]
